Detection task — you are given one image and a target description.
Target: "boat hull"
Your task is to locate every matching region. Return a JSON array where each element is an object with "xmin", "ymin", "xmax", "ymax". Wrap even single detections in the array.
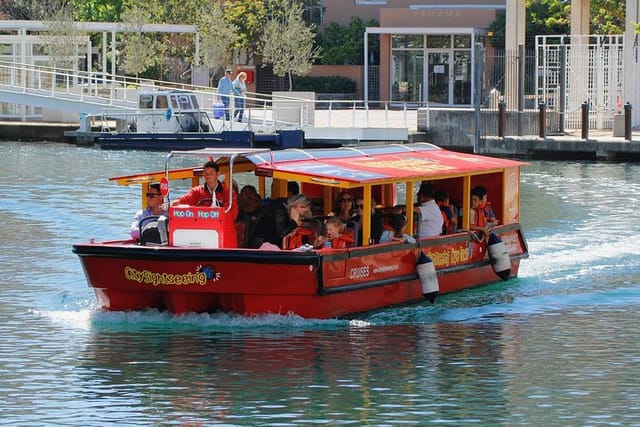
[{"xmin": 73, "ymin": 224, "xmax": 527, "ymax": 318}]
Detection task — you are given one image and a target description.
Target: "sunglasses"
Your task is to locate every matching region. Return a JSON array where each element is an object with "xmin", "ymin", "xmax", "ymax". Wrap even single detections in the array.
[
  {"xmin": 146, "ymin": 193, "xmax": 160, "ymax": 197},
  {"xmin": 356, "ymin": 204, "xmax": 364, "ymax": 209},
  {"xmin": 340, "ymin": 198, "xmax": 352, "ymax": 202}
]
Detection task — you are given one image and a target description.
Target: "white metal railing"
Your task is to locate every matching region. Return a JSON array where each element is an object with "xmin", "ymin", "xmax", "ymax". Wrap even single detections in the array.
[{"xmin": 0, "ymin": 60, "xmax": 419, "ymax": 132}]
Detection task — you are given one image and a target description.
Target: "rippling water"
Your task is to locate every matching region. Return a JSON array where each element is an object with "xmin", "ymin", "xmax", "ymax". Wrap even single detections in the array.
[{"xmin": 1, "ymin": 141, "xmax": 639, "ymax": 425}]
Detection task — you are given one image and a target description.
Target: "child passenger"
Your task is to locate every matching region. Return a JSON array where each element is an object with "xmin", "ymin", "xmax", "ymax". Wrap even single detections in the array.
[
  {"xmin": 319, "ymin": 216, "xmax": 354, "ymax": 249},
  {"xmin": 470, "ymin": 186, "xmax": 498, "ymax": 238},
  {"xmin": 435, "ymin": 190, "xmax": 458, "ymax": 234},
  {"xmin": 380, "ymin": 213, "xmax": 416, "ymax": 244}
]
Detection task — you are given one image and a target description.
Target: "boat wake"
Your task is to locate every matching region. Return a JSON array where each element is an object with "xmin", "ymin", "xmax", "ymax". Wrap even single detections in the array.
[{"xmin": 38, "ymin": 307, "xmax": 350, "ymax": 331}]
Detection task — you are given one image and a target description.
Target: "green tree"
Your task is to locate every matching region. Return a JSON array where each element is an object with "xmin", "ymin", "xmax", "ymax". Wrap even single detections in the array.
[
  {"xmin": 224, "ymin": 0, "xmax": 268, "ymax": 63},
  {"xmin": 120, "ymin": 4, "xmax": 163, "ymax": 78},
  {"xmin": 488, "ymin": 0, "xmax": 625, "ymax": 48},
  {"xmin": 43, "ymin": 5, "xmax": 88, "ymax": 70},
  {"xmin": 260, "ymin": 0, "xmax": 320, "ymax": 90},
  {"xmin": 590, "ymin": 0, "xmax": 625, "ymax": 34},
  {"xmin": 119, "ymin": 0, "xmax": 200, "ymax": 81},
  {"xmin": 316, "ymin": 16, "xmax": 378, "ymax": 65},
  {"xmin": 0, "ymin": 0, "xmax": 58, "ymax": 19},
  {"xmin": 70, "ymin": 0, "xmax": 123, "ymax": 22},
  {"xmin": 197, "ymin": 2, "xmax": 238, "ymax": 80}
]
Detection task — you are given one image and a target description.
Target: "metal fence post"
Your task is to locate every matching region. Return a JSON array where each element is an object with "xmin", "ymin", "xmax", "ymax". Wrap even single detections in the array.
[
  {"xmin": 581, "ymin": 101, "xmax": 589, "ymax": 140},
  {"xmin": 517, "ymin": 44, "xmax": 525, "ymax": 136},
  {"xmin": 539, "ymin": 101, "xmax": 546, "ymax": 138},
  {"xmin": 498, "ymin": 101, "xmax": 506, "ymax": 138},
  {"xmin": 624, "ymin": 102, "xmax": 632, "ymax": 141},
  {"xmin": 558, "ymin": 43, "xmax": 567, "ymax": 134}
]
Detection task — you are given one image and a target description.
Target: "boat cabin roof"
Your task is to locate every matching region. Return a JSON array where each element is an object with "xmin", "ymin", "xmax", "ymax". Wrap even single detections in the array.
[
  {"xmin": 172, "ymin": 143, "xmax": 526, "ymax": 188},
  {"xmin": 110, "ymin": 144, "xmax": 526, "ymax": 188},
  {"xmin": 109, "ymin": 144, "xmax": 527, "ymax": 246}
]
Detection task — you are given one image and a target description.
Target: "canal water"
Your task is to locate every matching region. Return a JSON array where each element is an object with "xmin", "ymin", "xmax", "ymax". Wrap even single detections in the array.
[{"xmin": 1, "ymin": 141, "xmax": 639, "ymax": 425}]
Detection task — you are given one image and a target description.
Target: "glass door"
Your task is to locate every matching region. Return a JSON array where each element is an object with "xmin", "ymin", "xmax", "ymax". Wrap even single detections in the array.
[
  {"xmin": 427, "ymin": 52, "xmax": 450, "ymax": 104},
  {"xmin": 391, "ymin": 50, "xmax": 424, "ymax": 103}
]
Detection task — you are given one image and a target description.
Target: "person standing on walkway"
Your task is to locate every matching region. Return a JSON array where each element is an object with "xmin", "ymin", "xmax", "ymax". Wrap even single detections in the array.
[
  {"xmin": 232, "ymin": 71, "xmax": 247, "ymax": 122},
  {"xmin": 217, "ymin": 69, "xmax": 234, "ymax": 121}
]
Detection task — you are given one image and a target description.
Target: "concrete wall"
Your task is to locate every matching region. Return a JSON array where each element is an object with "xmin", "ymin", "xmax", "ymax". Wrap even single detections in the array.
[{"xmin": 418, "ymin": 107, "xmax": 541, "ymax": 145}]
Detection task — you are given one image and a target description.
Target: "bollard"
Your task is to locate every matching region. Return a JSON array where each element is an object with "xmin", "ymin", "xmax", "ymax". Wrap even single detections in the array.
[
  {"xmin": 581, "ymin": 101, "xmax": 589, "ymax": 140},
  {"xmin": 624, "ymin": 102, "xmax": 632, "ymax": 141},
  {"xmin": 538, "ymin": 101, "xmax": 546, "ymax": 139},
  {"xmin": 498, "ymin": 101, "xmax": 506, "ymax": 138}
]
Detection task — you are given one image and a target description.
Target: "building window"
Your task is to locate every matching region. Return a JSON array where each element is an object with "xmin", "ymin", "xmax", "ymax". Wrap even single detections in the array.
[
  {"xmin": 454, "ymin": 35, "xmax": 471, "ymax": 49},
  {"xmin": 426, "ymin": 35, "xmax": 451, "ymax": 49},
  {"xmin": 303, "ymin": 5, "xmax": 323, "ymax": 25},
  {"xmin": 392, "ymin": 35, "xmax": 424, "ymax": 49}
]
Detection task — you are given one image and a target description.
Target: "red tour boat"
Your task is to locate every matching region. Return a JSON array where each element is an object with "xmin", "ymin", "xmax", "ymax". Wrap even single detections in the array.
[{"xmin": 73, "ymin": 143, "xmax": 528, "ymax": 318}]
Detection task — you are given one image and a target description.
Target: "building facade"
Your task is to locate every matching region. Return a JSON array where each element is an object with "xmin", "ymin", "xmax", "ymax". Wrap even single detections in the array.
[{"xmin": 318, "ymin": 0, "xmax": 504, "ymax": 104}]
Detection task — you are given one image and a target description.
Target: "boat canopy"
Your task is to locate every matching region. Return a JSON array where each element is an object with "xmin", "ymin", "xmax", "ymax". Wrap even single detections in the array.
[
  {"xmin": 245, "ymin": 143, "xmax": 527, "ymax": 187},
  {"xmin": 110, "ymin": 144, "xmax": 526, "ymax": 188},
  {"xmin": 107, "ymin": 144, "xmax": 527, "ymax": 246}
]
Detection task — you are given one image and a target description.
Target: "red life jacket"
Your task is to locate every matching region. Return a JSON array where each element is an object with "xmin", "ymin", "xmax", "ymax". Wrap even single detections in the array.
[
  {"xmin": 329, "ymin": 230, "xmax": 355, "ymax": 249},
  {"xmin": 472, "ymin": 203, "xmax": 488, "ymax": 227},
  {"xmin": 282, "ymin": 227, "xmax": 316, "ymax": 250}
]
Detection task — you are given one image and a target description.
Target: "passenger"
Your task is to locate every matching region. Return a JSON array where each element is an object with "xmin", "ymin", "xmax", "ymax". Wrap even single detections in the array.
[
  {"xmin": 470, "ymin": 186, "xmax": 498, "ymax": 236},
  {"xmin": 170, "ymin": 159, "xmax": 238, "ymax": 221},
  {"xmin": 414, "ymin": 182, "xmax": 444, "ymax": 238},
  {"xmin": 130, "ymin": 183, "xmax": 167, "ymax": 240},
  {"xmin": 251, "ymin": 181, "xmax": 300, "ymax": 249},
  {"xmin": 353, "ymin": 196, "xmax": 384, "ymax": 245},
  {"xmin": 235, "ymin": 185, "xmax": 264, "ymax": 248},
  {"xmin": 379, "ymin": 213, "xmax": 416, "ymax": 244},
  {"xmin": 331, "ymin": 190, "xmax": 356, "ymax": 226},
  {"xmin": 319, "ymin": 216, "xmax": 354, "ymax": 249},
  {"xmin": 280, "ymin": 194, "xmax": 321, "ymax": 250},
  {"xmin": 435, "ymin": 190, "xmax": 458, "ymax": 234}
]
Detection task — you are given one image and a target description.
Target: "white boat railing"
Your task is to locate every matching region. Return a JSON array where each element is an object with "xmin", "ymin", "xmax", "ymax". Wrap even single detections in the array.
[{"xmin": 0, "ymin": 60, "xmax": 419, "ymax": 132}]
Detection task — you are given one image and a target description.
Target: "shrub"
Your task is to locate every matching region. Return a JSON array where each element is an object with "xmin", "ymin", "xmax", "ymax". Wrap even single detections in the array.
[{"xmin": 291, "ymin": 75, "xmax": 356, "ymax": 93}]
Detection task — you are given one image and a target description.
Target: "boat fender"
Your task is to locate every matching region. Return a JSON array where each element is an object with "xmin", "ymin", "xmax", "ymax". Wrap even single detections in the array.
[
  {"xmin": 165, "ymin": 108, "xmax": 172, "ymax": 121},
  {"xmin": 417, "ymin": 252, "xmax": 438, "ymax": 303},
  {"xmin": 487, "ymin": 233, "xmax": 511, "ymax": 281}
]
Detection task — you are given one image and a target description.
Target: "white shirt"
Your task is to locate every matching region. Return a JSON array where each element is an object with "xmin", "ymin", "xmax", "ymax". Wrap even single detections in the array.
[{"xmin": 417, "ymin": 199, "xmax": 443, "ymax": 238}]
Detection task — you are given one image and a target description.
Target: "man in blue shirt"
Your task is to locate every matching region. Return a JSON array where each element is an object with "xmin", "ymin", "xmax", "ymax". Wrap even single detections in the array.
[{"xmin": 217, "ymin": 69, "xmax": 234, "ymax": 121}]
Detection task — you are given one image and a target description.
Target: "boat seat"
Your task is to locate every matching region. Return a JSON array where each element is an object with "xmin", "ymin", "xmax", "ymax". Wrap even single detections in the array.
[{"xmin": 139, "ymin": 215, "xmax": 168, "ymax": 246}]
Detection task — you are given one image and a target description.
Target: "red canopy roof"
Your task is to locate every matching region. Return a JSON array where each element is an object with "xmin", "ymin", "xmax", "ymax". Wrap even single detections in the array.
[{"xmin": 248, "ymin": 143, "xmax": 526, "ymax": 185}]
